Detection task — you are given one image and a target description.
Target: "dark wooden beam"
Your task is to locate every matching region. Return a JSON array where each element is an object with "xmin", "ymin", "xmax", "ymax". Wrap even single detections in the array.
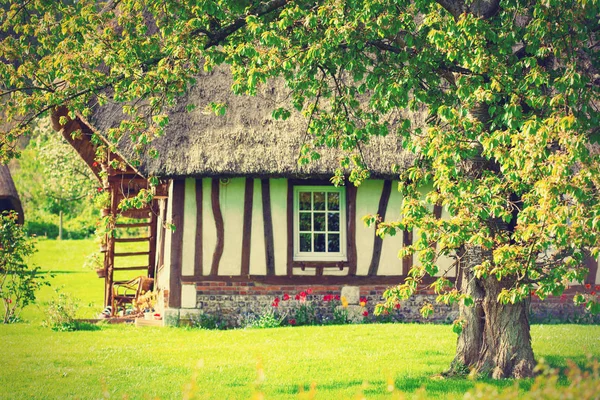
[
  {"xmin": 402, "ymin": 229, "xmax": 413, "ymax": 275},
  {"xmin": 347, "ymin": 185, "xmax": 358, "ymax": 276},
  {"xmin": 195, "ymin": 179, "xmax": 203, "ymax": 277},
  {"xmin": 262, "ymin": 179, "xmax": 276, "ymax": 276},
  {"xmin": 286, "ymin": 180, "xmax": 294, "ymax": 277},
  {"xmin": 210, "ymin": 179, "xmax": 224, "ymax": 276},
  {"xmin": 168, "ymin": 180, "xmax": 185, "ymax": 308},
  {"xmin": 585, "ymin": 250, "xmax": 599, "ymax": 285},
  {"xmin": 368, "ymin": 180, "xmax": 392, "ymax": 276},
  {"xmin": 181, "ymin": 274, "xmax": 444, "ymax": 286},
  {"xmin": 241, "ymin": 178, "xmax": 254, "ymax": 276}
]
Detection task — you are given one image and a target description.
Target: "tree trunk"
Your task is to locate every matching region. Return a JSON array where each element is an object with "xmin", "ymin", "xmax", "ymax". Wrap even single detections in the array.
[{"xmin": 448, "ymin": 246, "xmax": 535, "ymax": 378}]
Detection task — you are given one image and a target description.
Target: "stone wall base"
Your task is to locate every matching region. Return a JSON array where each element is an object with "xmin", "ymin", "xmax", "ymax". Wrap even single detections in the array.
[{"xmin": 163, "ymin": 281, "xmax": 599, "ymax": 327}]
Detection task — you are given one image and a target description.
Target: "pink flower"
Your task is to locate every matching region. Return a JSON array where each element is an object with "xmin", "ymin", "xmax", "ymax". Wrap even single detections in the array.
[
  {"xmin": 289, "ymin": 319, "xmax": 296, "ymax": 325},
  {"xmin": 306, "ymin": 288, "xmax": 313, "ymax": 295},
  {"xmin": 7, "ymin": 298, "xmax": 12, "ymax": 304},
  {"xmin": 283, "ymin": 293, "xmax": 290, "ymax": 301}
]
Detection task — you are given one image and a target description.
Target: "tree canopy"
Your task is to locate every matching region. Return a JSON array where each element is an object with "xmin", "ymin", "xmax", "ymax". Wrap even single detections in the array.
[{"xmin": 1, "ymin": 0, "xmax": 599, "ymax": 378}]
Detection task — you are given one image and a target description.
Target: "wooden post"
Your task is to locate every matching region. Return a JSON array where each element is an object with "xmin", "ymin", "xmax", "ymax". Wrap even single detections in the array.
[{"xmin": 58, "ymin": 211, "xmax": 63, "ymax": 240}]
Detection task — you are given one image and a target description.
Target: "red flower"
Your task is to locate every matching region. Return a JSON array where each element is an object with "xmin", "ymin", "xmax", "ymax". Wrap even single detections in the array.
[
  {"xmin": 299, "ymin": 291, "xmax": 306, "ymax": 298},
  {"xmin": 306, "ymin": 288, "xmax": 313, "ymax": 295},
  {"xmin": 283, "ymin": 293, "xmax": 290, "ymax": 301},
  {"xmin": 92, "ymin": 161, "xmax": 99, "ymax": 167},
  {"xmin": 295, "ymin": 294, "xmax": 300, "ymax": 300},
  {"xmin": 289, "ymin": 319, "xmax": 296, "ymax": 325},
  {"xmin": 323, "ymin": 294, "xmax": 331, "ymax": 302},
  {"xmin": 360, "ymin": 296, "xmax": 368, "ymax": 304},
  {"xmin": 560, "ymin": 294, "xmax": 567, "ymax": 303},
  {"xmin": 596, "ymin": 285, "xmax": 600, "ymax": 291},
  {"xmin": 274, "ymin": 297, "xmax": 280, "ymax": 303},
  {"xmin": 362, "ymin": 311, "xmax": 368, "ymax": 317},
  {"xmin": 97, "ymin": 187, "xmax": 103, "ymax": 192},
  {"xmin": 7, "ymin": 298, "xmax": 12, "ymax": 304},
  {"xmin": 591, "ymin": 291, "xmax": 596, "ymax": 296},
  {"xmin": 271, "ymin": 301, "xmax": 279, "ymax": 307},
  {"xmin": 585, "ymin": 284, "xmax": 591, "ymax": 289},
  {"xmin": 334, "ymin": 295, "xmax": 340, "ymax": 300},
  {"xmin": 394, "ymin": 303, "xmax": 401, "ymax": 310}
]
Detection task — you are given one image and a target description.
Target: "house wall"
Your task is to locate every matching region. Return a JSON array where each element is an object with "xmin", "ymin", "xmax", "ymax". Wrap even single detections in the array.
[{"xmin": 160, "ymin": 177, "xmax": 600, "ymax": 325}]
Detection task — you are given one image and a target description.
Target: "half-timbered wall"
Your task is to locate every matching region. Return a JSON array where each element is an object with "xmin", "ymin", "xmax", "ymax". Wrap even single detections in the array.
[{"xmin": 160, "ymin": 177, "xmax": 600, "ymax": 324}]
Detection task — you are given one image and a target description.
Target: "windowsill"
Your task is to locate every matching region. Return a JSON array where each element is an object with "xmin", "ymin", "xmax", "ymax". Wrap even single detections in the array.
[{"xmin": 292, "ymin": 261, "xmax": 349, "ymax": 271}]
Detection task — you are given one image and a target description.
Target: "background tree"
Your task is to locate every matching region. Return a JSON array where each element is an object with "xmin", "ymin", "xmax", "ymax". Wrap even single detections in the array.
[
  {"xmin": 1, "ymin": 0, "xmax": 599, "ymax": 378},
  {"xmin": 11, "ymin": 121, "xmax": 98, "ymax": 239}
]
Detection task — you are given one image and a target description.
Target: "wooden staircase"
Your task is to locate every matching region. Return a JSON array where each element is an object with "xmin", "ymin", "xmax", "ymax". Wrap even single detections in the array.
[{"xmin": 103, "ymin": 175, "xmax": 159, "ymax": 311}]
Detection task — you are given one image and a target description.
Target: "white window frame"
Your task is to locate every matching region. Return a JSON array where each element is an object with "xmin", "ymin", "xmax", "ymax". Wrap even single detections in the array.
[{"xmin": 293, "ymin": 185, "xmax": 347, "ymax": 262}]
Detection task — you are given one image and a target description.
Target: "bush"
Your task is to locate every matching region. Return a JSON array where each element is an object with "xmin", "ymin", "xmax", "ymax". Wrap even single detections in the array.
[
  {"xmin": 191, "ymin": 312, "xmax": 228, "ymax": 330},
  {"xmin": 42, "ymin": 288, "xmax": 99, "ymax": 332},
  {"xmin": 245, "ymin": 308, "xmax": 286, "ymax": 329},
  {"xmin": 0, "ymin": 211, "xmax": 49, "ymax": 323}
]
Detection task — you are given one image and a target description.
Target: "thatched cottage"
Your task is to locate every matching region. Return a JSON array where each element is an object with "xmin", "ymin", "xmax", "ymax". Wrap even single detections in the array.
[
  {"xmin": 0, "ymin": 165, "xmax": 23, "ymax": 224},
  {"xmin": 54, "ymin": 67, "xmax": 600, "ymax": 325}
]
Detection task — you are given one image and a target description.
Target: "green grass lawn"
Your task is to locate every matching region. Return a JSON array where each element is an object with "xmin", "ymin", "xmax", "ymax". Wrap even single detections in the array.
[{"xmin": 2, "ymin": 240, "xmax": 600, "ymax": 399}]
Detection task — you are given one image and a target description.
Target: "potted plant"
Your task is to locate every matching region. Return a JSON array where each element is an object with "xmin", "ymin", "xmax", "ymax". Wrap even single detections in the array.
[
  {"xmin": 82, "ymin": 252, "xmax": 105, "ymax": 278},
  {"xmin": 93, "ymin": 189, "xmax": 111, "ymax": 216}
]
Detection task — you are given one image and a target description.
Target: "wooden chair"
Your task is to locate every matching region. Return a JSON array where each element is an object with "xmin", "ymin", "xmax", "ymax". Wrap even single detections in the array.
[{"xmin": 111, "ymin": 276, "xmax": 154, "ymax": 316}]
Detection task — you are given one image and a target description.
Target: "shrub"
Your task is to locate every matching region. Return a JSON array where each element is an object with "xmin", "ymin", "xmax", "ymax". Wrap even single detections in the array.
[
  {"xmin": 245, "ymin": 308, "xmax": 285, "ymax": 329},
  {"xmin": 0, "ymin": 211, "xmax": 49, "ymax": 323},
  {"xmin": 191, "ymin": 312, "xmax": 228, "ymax": 330},
  {"xmin": 42, "ymin": 288, "xmax": 98, "ymax": 331}
]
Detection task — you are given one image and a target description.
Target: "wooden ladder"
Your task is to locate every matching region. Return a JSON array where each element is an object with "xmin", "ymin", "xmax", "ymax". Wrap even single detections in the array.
[{"xmin": 103, "ymin": 176, "xmax": 159, "ymax": 310}]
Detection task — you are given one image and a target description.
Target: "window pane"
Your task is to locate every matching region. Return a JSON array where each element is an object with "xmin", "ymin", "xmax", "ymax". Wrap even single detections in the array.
[
  {"xmin": 314, "ymin": 213, "xmax": 325, "ymax": 232},
  {"xmin": 299, "ymin": 192, "xmax": 312, "ymax": 210},
  {"xmin": 299, "ymin": 212, "xmax": 311, "ymax": 231},
  {"xmin": 313, "ymin": 192, "xmax": 325, "ymax": 210},
  {"xmin": 300, "ymin": 233, "xmax": 311, "ymax": 252},
  {"xmin": 328, "ymin": 212, "xmax": 339, "ymax": 231},
  {"xmin": 314, "ymin": 233, "xmax": 326, "ymax": 252},
  {"xmin": 328, "ymin": 234, "xmax": 340, "ymax": 252},
  {"xmin": 327, "ymin": 192, "xmax": 340, "ymax": 210}
]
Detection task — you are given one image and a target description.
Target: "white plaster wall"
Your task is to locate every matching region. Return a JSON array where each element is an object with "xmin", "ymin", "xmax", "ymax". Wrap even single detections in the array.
[
  {"xmin": 249, "ymin": 179, "xmax": 266, "ymax": 275},
  {"xmin": 160, "ymin": 182, "xmax": 173, "ymax": 288},
  {"xmin": 218, "ymin": 178, "xmax": 245, "ymax": 275},
  {"xmin": 355, "ymin": 180, "xmax": 383, "ymax": 275},
  {"xmin": 596, "ymin": 259, "xmax": 600, "ymax": 284},
  {"xmin": 202, "ymin": 178, "xmax": 217, "ymax": 275},
  {"xmin": 270, "ymin": 179, "xmax": 288, "ymax": 276},
  {"xmin": 377, "ymin": 182, "xmax": 404, "ymax": 275},
  {"xmin": 181, "ymin": 178, "xmax": 197, "ymax": 276},
  {"xmin": 436, "ymin": 206, "xmax": 456, "ymax": 277},
  {"xmin": 181, "ymin": 284, "xmax": 197, "ymax": 308}
]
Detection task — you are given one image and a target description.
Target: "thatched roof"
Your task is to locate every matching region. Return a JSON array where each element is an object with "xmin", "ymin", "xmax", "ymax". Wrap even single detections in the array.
[
  {"xmin": 85, "ymin": 66, "xmax": 415, "ymax": 179},
  {"xmin": 0, "ymin": 165, "xmax": 23, "ymax": 224}
]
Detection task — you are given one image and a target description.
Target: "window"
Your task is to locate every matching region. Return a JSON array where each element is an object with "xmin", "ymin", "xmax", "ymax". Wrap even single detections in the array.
[{"xmin": 293, "ymin": 186, "xmax": 346, "ymax": 261}]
